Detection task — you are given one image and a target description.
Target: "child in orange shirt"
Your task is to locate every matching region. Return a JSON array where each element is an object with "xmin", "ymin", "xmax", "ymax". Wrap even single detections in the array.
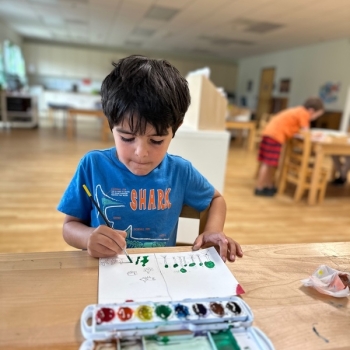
[{"xmin": 255, "ymin": 97, "xmax": 324, "ymax": 196}]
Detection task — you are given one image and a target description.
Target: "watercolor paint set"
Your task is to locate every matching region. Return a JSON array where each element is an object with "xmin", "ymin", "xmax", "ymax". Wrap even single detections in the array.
[{"xmin": 80, "ymin": 296, "xmax": 274, "ymax": 350}]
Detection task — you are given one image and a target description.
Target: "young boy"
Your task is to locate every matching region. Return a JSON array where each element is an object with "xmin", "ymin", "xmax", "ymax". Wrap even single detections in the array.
[
  {"xmin": 255, "ymin": 97, "xmax": 324, "ymax": 196},
  {"xmin": 57, "ymin": 55, "xmax": 243, "ymax": 263}
]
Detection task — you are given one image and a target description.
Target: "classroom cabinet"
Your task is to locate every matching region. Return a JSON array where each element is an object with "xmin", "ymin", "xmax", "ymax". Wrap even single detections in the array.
[{"xmin": 0, "ymin": 91, "xmax": 38, "ymax": 128}]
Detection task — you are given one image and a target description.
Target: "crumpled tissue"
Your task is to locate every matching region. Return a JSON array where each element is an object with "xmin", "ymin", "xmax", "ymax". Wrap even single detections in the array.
[{"xmin": 301, "ymin": 265, "xmax": 350, "ymax": 297}]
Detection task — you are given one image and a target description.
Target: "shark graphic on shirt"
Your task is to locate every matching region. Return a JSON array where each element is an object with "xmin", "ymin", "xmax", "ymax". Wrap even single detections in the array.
[{"xmin": 95, "ymin": 184, "xmax": 168, "ymax": 248}]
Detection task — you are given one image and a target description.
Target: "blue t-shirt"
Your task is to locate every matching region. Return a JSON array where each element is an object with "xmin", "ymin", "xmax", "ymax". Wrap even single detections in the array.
[{"xmin": 57, "ymin": 147, "xmax": 214, "ymax": 248}]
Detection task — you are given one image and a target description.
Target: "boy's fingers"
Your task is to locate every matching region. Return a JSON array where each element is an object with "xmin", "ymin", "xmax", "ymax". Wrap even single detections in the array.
[
  {"xmin": 119, "ymin": 230, "xmax": 127, "ymax": 239},
  {"xmin": 89, "ymin": 244, "xmax": 118, "ymax": 257},
  {"xmin": 192, "ymin": 235, "xmax": 204, "ymax": 251},
  {"xmin": 100, "ymin": 226, "xmax": 126, "ymax": 246},
  {"xmin": 231, "ymin": 240, "xmax": 243, "ymax": 257},
  {"xmin": 202, "ymin": 232, "xmax": 228, "ymax": 261},
  {"xmin": 236, "ymin": 244, "xmax": 244, "ymax": 257},
  {"xmin": 227, "ymin": 240, "xmax": 243, "ymax": 261},
  {"xmin": 218, "ymin": 239, "xmax": 228, "ymax": 262},
  {"xmin": 91, "ymin": 226, "xmax": 126, "ymax": 254}
]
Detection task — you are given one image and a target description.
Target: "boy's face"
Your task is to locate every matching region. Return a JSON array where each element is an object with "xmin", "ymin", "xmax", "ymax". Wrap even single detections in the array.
[{"xmin": 112, "ymin": 119, "xmax": 173, "ymax": 176}]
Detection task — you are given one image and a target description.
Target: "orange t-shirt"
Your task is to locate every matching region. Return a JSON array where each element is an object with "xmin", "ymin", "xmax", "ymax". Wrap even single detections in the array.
[{"xmin": 262, "ymin": 106, "xmax": 310, "ymax": 144}]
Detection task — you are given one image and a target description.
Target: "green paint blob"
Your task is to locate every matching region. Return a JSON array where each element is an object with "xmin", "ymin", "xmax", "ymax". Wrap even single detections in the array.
[
  {"xmin": 160, "ymin": 336, "xmax": 170, "ymax": 344},
  {"xmin": 165, "ymin": 264, "xmax": 169, "ymax": 268},
  {"xmin": 180, "ymin": 268, "xmax": 187, "ymax": 273},
  {"xmin": 155, "ymin": 305, "xmax": 172, "ymax": 320},
  {"xmin": 136, "ymin": 305, "xmax": 153, "ymax": 321},
  {"xmin": 173, "ymin": 264, "xmax": 179, "ymax": 268},
  {"xmin": 210, "ymin": 329, "xmax": 240, "ymax": 350},
  {"xmin": 199, "ymin": 263, "xmax": 203, "ymax": 266},
  {"xmin": 141, "ymin": 256, "xmax": 149, "ymax": 267},
  {"xmin": 189, "ymin": 263, "xmax": 195, "ymax": 267},
  {"xmin": 204, "ymin": 261, "xmax": 215, "ymax": 268}
]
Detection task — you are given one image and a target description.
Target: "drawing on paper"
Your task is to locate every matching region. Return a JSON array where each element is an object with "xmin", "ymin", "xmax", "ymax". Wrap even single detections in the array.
[
  {"xmin": 161, "ymin": 255, "xmax": 168, "ymax": 268},
  {"xmin": 197, "ymin": 254, "xmax": 204, "ymax": 266},
  {"xmin": 135, "ymin": 256, "xmax": 150, "ymax": 267},
  {"xmin": 127, "ymin": 271, "xmax": 137, "ymax": 276},
  {"xmin": 204, "ymin": 253, "xmax": 215, "ymax": 269},
  {"xmin": 98, "ymin": 247, "xmax": 244, "ymax": 304},
  {"xmin": 179, "ymin": 257, "xmax": 187, "ymax": 274},
  {"xmin": 99, "ymin": 257, "xmax": 122, "ymax": 266},
  {"xmin": 173, "ymin": 257, "xmax": 178, "ymax": 268},
  {"xmin": 140, "ymin": 276, "xmax": 156, "ymax": 283}
]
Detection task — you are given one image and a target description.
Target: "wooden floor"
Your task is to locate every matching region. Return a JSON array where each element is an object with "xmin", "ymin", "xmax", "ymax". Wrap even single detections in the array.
[{"xmin": 1, "ymin": 122, "xmax": 350, "ymax": 253}]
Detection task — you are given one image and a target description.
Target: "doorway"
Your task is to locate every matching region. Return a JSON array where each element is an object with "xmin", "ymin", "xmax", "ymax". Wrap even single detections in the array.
[{"xmin": 256, "ymin": 67, "xmax": 275, "ymax": 121}]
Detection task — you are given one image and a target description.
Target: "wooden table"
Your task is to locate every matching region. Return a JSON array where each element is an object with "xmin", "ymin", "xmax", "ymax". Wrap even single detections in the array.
[
  {"xmin": 309, "ymin": 139, "xmax": 350, "ymax": 205},
  {"xmin": 67, "ymin": 108, "xmax": 110, "ymax": 141},
  {"xmin": 225, "ymin": 120, "xmax": 257, "ymax": 151},
  {"xmin": 1, "ymin": 243, "xmax": 349, "ymax": 349}
]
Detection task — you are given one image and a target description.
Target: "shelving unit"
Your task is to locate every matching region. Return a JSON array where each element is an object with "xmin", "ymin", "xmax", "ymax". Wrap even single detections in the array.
[
  {"xmin": 0, "ymin": 91, "xmax": 38, "ymax": 128},
  {"xmin": 184, "ymin": 74, "xmax": 227, "ymax": 131}
]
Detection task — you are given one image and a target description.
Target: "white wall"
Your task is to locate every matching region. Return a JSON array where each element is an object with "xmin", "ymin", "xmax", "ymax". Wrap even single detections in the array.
[
  {"xmin": 0, "ymin": 19, "xmax": 22, "ymax": 46},
  {"xmin": 23, "ymin": 42, "xmax": 237, "ymax": 93},
  {"xmin": 237, "ymin": 38, "xmax": 350, "ymax": 111}
]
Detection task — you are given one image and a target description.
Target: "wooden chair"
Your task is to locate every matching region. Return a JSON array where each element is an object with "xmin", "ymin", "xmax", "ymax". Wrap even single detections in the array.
[
  {"xmin": 176, "ymin": 205, "xmax": 209, "ymax": 246},
  {"xmin": 277, "ymin": 132, "xmax": 329, "ymax": 203}
]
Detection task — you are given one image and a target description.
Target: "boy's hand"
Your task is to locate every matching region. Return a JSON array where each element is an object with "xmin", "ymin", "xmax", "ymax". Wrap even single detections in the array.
[
  {"xmin": 87, "ymin": 225, "xmax": 127, "ymax": 258},
  {"xmin": 192, "ymin": 231, "xmax": 243, "ymax": 263}
]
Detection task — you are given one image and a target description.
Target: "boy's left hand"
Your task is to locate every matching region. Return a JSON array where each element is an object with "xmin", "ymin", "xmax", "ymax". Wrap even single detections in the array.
[{"xmin": 192, "ymin": 231, "xmax": 243, "ymax": 262}]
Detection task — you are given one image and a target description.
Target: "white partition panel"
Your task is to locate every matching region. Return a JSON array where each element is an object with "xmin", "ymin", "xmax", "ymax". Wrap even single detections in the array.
[{"xmin": 168, "ymin": 125, "xmax": 230, "ymax": 244}]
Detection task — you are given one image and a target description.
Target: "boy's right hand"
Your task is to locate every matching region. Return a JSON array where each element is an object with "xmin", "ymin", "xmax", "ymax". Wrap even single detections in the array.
[{"xmin": 87, "ymin": 225, "xmax": 127, "ymax": 258}]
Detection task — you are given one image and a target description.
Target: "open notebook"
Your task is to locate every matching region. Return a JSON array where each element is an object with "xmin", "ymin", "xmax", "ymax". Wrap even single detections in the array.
[{"xmin": 98, "ymin": 246, "xmax": 244, "ymax": 303}]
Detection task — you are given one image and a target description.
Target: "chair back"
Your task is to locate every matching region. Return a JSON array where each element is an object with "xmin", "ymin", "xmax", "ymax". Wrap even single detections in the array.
[
  {"xmin": 278, "ymin": 131, "xmax": 328, "ymax": 203},
  {"xmin": 285, "ymin": 132, "xmax": 312, "ymax": 183},
  {"xmin": 176, "ymin": 205, "xmax": 209, "ymax": 246}
]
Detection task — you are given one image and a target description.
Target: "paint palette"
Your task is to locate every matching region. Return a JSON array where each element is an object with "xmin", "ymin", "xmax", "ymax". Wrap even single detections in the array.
[
  {"xmin": 80, "ymin": 297, "xmax": 274, "ymax": 349},
  {"xmin": 81, "ymin": 297, "xmax": 250, "ymax": 338}
]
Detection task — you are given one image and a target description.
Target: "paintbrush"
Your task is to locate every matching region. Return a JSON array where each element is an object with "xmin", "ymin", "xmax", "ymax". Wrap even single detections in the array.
[{"xmin": 82, "ymin": 184, "xmax": 133, "ymax": 263}]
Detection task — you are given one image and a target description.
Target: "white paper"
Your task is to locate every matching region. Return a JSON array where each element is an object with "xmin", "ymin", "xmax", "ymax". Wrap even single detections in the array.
[{"xmin": 98, "ymin": 247, "xmax": 241, "ymax": 303}]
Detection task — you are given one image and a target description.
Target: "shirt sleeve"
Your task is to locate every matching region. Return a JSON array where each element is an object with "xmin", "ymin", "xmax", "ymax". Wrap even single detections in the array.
[
  {"xmin": 182, "ymin": 161, "xmax": 215, "ymax": 212},
  {"xmin": 57, "ymin": 156, "xmax": 93, "ymax": 223},
  {"xmin": 299, "ymin": 110, "xmax": 310, "ymax": 129}
]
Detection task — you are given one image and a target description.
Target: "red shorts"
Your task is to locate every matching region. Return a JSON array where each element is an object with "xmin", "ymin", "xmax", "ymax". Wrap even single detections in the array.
[{"xmin": 258, "ymin": 136, "xmax": 282, "ymax": 167}]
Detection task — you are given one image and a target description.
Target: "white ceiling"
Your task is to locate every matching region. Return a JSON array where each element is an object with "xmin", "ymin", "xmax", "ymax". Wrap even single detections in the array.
[{"xmin": 0, "ymin": 0, "xmax": 349, "ymax": 61}]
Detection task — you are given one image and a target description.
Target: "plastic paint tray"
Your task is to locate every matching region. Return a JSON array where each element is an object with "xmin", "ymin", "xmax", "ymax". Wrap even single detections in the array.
[{"xmin": 79, "ymin": 296, "xmax": 274, "ymax": 350}]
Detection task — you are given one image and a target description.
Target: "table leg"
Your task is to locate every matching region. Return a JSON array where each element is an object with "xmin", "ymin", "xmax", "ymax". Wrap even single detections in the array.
[
  {"xmin": 236, "ymin": 129, "xmax": 243, "ymax": 146},
  {"xmin": 48, "ymin": 108, "xmax": 54, "ymax": 127},
  {"xmin": 277, "ymin": 142, "xmax": 288, "ymax": 194},
  {"xmin": 67, "ymin": 112, "xmax": 74, "ymax": 139},
  {"xmin": 248, "ymin": 126, "xmax": 256, "ymax": 151},
  {"xmin": 308, "ymin": 145, "xmax": 324, "ymax": 205}
]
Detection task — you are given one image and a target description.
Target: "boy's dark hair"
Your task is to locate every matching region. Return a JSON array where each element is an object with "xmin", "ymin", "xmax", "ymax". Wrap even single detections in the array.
[
  {"xmin": 303, "ymin": 97, "xmax": 324, "ymax": 111},
  {"xmin": 101, "ymin": 55, "xmax": 190, "ymax": 137}
]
